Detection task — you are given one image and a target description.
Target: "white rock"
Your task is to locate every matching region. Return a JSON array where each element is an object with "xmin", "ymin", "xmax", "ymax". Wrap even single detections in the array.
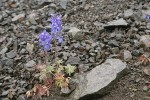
[
  {"xmin": 105, "ymin": 18, "xmax": 128, "ymax": 27},
  {"xmin": 12, "ymin": 14, "xmax": 25, "ymax": 22},
  {"xmin": 69, "ymin": 27, "xmax": 81, "ymax": 37},
  {"xmin": 124, "ymin": 50, "xmax": 132, "ymax": 61},
  {"xmin": 140, "ymin": 35, "xmax": 150, "ymax": 48}
]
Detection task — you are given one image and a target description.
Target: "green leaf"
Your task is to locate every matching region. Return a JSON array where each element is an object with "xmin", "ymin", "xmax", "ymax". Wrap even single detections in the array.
[
  {"xmin": 47, "ymin": 66, "xmax": 54, "ymax": 73},
  {"xmin": 65, "ymin": 64, "xmax": 76, "ymax": 76},
  {"xmin": 57, "ymin": 67, "xmax": 62, "ymax": 73}
]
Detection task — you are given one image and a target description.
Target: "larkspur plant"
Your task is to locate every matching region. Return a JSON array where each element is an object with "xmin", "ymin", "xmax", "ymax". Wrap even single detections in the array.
[
  {"xmin": 26, "ymin": 14, "xmax": 76, "ymax": 100},
  {"xmin": 39, "ymin": 14, "xmax": 63, "ymax": 51}
]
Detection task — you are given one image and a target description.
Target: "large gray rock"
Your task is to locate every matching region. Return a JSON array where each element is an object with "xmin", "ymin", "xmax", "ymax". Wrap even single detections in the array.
[{"xmin": 70, "ymin": 59, "xmax": 127, "ymax": 100}]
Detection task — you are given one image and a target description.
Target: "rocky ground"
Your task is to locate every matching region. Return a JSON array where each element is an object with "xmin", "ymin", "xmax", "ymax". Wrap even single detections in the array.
[{"xmin": 0, "ymin": 0, "xmax": 150, "ymax": 100}]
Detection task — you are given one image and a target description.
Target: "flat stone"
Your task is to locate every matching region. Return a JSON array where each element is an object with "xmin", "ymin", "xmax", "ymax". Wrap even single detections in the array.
[
  {"xmin": 25, "ymin": 60, "xmax": 36, "ymax": 68},
  {"xmin": 143, "ymin": 96, "xmax": 150, "ymax": 100},
  {"xmin": 6, "ymin": 50, "xmax": 17, "ymax": 59},
  {"xmin": 105, "ymin": 18, "xmax": 128, "ymax": 27},
  {"xmin": 78, "ymin": 64, "xmax": 89, "ymax": 72},
  {"xmin": 108, "ymin": 40, "xmax": 119, "ymax": 47},
  {"xmin": 1, "ymin": 57, "xmax": 13, "ymax": 66},
  {"xmin": 71, "ymin": 59, "xmax": 127, "ymax": 100},
  {"xmin": 1, "ymin": 90, "xmax": 9, "ymax": 96},
  {"xmin": 12, "ymin": 14, "xmax": 25, "ymax": 22},
  {"xmin": 89, "ymin": 57, "xmax": 95, "ymax": 63},
  {"xmin": 0, "ymin": 47, "xmax": 8, "ymax": 55}
]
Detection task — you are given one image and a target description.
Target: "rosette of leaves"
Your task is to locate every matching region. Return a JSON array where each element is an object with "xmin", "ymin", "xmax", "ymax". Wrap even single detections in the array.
[
  {"xmin": 64, "ymin": 64, "xmax": 76, "ymax": 76},
  {"xmin": 54, "ymin": 73, "xmax": 69, "ymax": 88}
]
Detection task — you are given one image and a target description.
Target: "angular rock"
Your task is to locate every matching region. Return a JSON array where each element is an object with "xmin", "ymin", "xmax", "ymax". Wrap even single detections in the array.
[
  {"xmin": 12, "ymin": 14, "xmax": 25, "ymax": 22},
  {"xmin": 108, "ymin": 40, "xmax": 119, "ymax": 47},
  {"xmin": 105, "ymin": 18, "xmax": 128, "ymax": 27},
  {"xmin": 6, "ymin": 50, "xmax": 17, "ymax": 59},
  {"xmin": 60, "ymin": 0, "xmax": 68, "ymax": 9},
  {"xmin": 111, "ymin": 47, "xmax": 119, "ymax": 54},
  {"xmin": 124, "ymin": 9, "xmax": 134, "ymax": 18},
  {"xmin": 0, "ymin": 36, "xmax": 6, "ymax": 43},
  {"xmin": 1, "ymin": 57, "xmax": 13, "ymax": 66},
  {"xmin": 68, "ymin": 27, "xmax": 84, "ymax": 40},
  {"xmin": 78, "ymin": 64, "xmax": 89, "ymax": 72},
  {"xmin": 71, "ymin": 59, "xmax": 127, "ymax": 100},
  {"xmin": 1, "ymin": 90, "xmax": 9, "ymax": 96},
  {"xmin": 17, "ymin": 95, "xmax": 26, "ymax": 100},
  {"xmin": 25, "ymin": 60, "xmax": 36, "ymax": 68},
  {"xmin": 0, "ymin": 47, "xmax": 8, "ymax": 55},
  {"xmin": 140, "ymin": 35, "xmax": 150, "ymax": 48},
  {"xmin": 89, "ymin": 57, "xmax": 95, "ymax": 63},
  {"xmin": 28, "ymin": 13, "xmax": 37, "ymax": 25},
  {"xmin": 131, "ymin": 50, "xmax": 140, "ymax": 57},
  {"xmin": 26, "ymin": 43, "xmax": 34, "ymax": 55}
]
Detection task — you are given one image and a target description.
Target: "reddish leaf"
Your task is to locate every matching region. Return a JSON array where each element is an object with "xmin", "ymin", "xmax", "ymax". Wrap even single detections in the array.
[
  {"xmin": 138, "ymin": 54, "xmax": 150, "ymax": 65},
  {"xmin": 38, "ymin": 85, "xmax": 48, "ymax": 96}
]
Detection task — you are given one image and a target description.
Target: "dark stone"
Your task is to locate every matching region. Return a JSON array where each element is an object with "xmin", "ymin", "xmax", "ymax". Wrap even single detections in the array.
[{"xmin": 66, "ymin": 56, "xmax": 80, "ymax": 65}]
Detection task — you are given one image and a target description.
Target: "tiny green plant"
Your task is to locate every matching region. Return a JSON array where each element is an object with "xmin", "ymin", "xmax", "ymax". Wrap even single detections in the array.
[{"xmin": 26, "ymin": 14, "xmax": 76, "ymax": 99}]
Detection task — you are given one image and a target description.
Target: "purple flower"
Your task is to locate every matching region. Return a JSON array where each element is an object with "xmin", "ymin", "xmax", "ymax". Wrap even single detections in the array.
[
  {"xmin": 39, "ymin": 14, "xmax": 63, "ymax": 52},
  {"xmin": 146, "ymin": 14, "xmax": 150, "ymax": 20},
  {"xmin": 57, "ymin": 35, "xmax": 63, "ymax": 43},
  {"xmin": 51, "ymin": 14, "xmax": 63, "ymax": 43},
  {"xmin": 39, "ymin": 30, "xmax": 52, "ymax": 51}
]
